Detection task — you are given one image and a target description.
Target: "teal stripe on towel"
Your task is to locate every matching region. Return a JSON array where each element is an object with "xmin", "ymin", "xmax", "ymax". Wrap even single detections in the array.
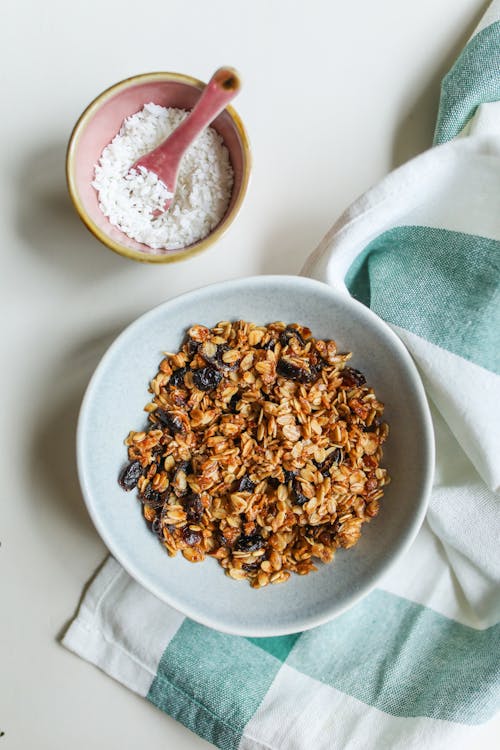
[
  {"xmin": 287, "ymin": 589, "xmax": 500, "ymax": 724},
  {"xmin": 247, "ymin": 632, "xmax": 302, "ymax": 661},
  {"xmin": 147, "ymin": 619, "xmax": 285, "ymax": 750},
  {"xmin": 434, "ymin": 20, "xmax": 500, "ymax": 143},
  {"xmin": 345, "ymin": 226, "xmax": 500, "ymax": 374}
]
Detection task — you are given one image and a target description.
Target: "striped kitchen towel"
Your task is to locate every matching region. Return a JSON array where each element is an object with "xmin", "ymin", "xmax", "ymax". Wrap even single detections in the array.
[{"xmin": 63, "ymin": 4, "xmax": 500, "ymax": 749}]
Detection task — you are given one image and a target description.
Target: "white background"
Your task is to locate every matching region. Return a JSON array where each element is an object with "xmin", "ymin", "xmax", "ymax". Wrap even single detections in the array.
[{"xmin": 0, "ymin": 1, "xmax": 495, "ymax": 748}]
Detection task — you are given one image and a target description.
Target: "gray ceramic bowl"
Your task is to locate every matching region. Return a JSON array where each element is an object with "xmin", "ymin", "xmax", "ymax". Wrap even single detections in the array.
[{"xmin": 77, "ymin": 275, "xmax": 434, "ymax": 636}]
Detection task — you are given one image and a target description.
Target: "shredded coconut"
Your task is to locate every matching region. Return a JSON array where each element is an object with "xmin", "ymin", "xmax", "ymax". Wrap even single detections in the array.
[{"xmin": 92, "ymin": 103, "xmax": 234, "ymax": 251}]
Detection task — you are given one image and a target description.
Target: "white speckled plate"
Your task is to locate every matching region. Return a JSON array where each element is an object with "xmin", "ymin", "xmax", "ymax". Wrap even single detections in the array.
[{"xmin": 77, "ymin": 275, "xmax": 434, "ymax": 636}]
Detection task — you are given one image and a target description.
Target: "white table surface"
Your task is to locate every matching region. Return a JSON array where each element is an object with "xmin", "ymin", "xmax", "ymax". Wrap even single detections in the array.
[{"xmin": 1, "ymin": 1, "xmax": 497, "ymax": 748}]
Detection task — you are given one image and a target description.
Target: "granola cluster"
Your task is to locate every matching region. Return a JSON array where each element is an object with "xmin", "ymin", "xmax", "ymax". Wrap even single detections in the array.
[{"xmin": 119, "ymin": 321, "xmax": 390, "ymax": 587}]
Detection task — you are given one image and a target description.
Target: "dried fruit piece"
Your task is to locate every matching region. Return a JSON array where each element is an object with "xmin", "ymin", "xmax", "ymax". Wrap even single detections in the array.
[
  {"xmin": 193, "ymin": 366, "xmax": 223, "ymax": 391},
  {"xmin": 151, "ymin": 516, "xmax": 163, "ymax": 539},
  {"xmin": 216, "ymin": 344, "xmax": 240, "ymax": 371},
  {"xmin": 185, "ymin": 338, "xmax": 200, "ymax": 356},
  {"xmin": 154, "ymin": 408, "xmax": 184, "ymax": 434},
  {"xmin": 292, "ymin": 478, "xmax": 309, "ymax": 506},
  {"xmin": 342, "ymin": 367, "xmax": 367, "ymax": 387},
  {"xmin": 280, "ymin": 326, "xmax": 305, "ymax": 347},
  {"xmin": 140, "ymin": 484, "xmax": 165, "ymax": 508},
  {"xmin": 314, "ymin": 448, "xmax": 343, "ymax": 477},
  {"xmin": 242, "ymin": 560, "xmax": 261, "ymax": 572},
  {"xmin": 183, "ymin": 493, "xmax": 204, "ymax": 523},
  {"xmin": 237, "ymin": 475, "xmax": 255, "ymax": 493},
  {"xmin": 118, "ymin": 461, "xmax": 142, "ymax": 490},
  {"xmin": 261, "ymin": 337, "xmax": 277, "ymax": 351},
  {"xmin": 182, "ymin": 526, "xmax": 202, "ymax": 546},
  {"xmin": 228, "ymin": 393, "xmax": 239, "ymax": 413},
  {"xmin": 234, "ymin": 533, "xmax": 265, "ymax": 552},
  {"xmin": 276, "ymin": 357, "xmax": 318, "ymax": 383},
  {"xmin": 170, "ymin": 366, "xmax": 189, "ymax": 387}
]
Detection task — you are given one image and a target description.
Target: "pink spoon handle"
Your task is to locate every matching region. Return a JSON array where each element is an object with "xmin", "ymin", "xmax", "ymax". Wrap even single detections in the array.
[{"xmin": 133, "ymin": 67, "xmax": 241, "ymax": 186}]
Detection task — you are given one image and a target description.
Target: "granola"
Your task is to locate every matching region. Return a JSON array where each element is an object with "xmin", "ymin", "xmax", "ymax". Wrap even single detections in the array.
[{"xmin": 118, "ymin": 321, "xmax": 390, "ymax": 587}]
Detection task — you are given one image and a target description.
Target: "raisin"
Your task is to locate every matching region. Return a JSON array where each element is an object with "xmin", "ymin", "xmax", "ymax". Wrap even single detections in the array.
[
  {"xmin": 237, "ymin": 475, "xmax": 255, "ymax": 493},
  {"xmin": 280, "ymin": 326, "xmax": 305, "ymax": 347},
  {"xmin": 183, "ymin": 493, "xmax": 204, "ymax": 523},
  {"xmin": 140, "ymin": 485, "xmax": 165, "ymax": 508},
  {"xmin": 118, "ymin": 460, "xmax": 142, "ymax": 490},
  {"xmin": 261, "ymin": 337, "xmax": 277, "ymax": 351},
  {"xmin": 313, "ymin": 448, "xmax": 343, "ymax": 477},
  {"xmin": 365, "ymin": 418, "xmax": 381, "ymax": 433},
  {"xmin": 151, "ymin": 516, "xmax": 163, "ymax": 539},
  {"xmin": 292, "ymin": 478, "xmax": 309, "ymax": 506},
  {"xmin": 267, "ymin": 477, "xmax": 280, "ymax": 489},
  {"xmin": 234, "ymin": 533, "xmax": 265, "ymax": 552},
  {"xmin": 283, "ymin": 469, "xmax": 298, "ymax": 483},
  {"xmin": 342, "ymin": 367, "xmax": 367, "ymax": 388},
  {"xmin": 170, "ymin": 366, "xmax": 188, "ymax": 387},
  {"xmin": 154, "ymin": 409, "xmax": 184, "ymax": 434},
  {"xmin": 215, "ymin": 528, "xmax": 227, "ymax": 547},
  {"xmin": 277, "ymin": 357, "xmax": 319, "ymax": 383},
  {"xmin": 175, "ymin": 459, "xmax": 192, "ymax": 475},
  {"xmin": 193, "ymin": 365, "xmax": 223, "ymax": 391},
  {"xmin": 216, "ymin": 344, "xmax": 239, "ymax": 371},
  {"xmin": 242, "ymin": 560, "xmax": 261, "ymax": 572},
  {"xmin": 227, "ymin": 393, "xmax": 239, "ymax": 413},
  {"xmin": 182, "ymin": 526, "xmax": 202, "ymax": 546},
  {"xmin": 185, "ymin": 338, "xmax": 200, "ymax": 357}
]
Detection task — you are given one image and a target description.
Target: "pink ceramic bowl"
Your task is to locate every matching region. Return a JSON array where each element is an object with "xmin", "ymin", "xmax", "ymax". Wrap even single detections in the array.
[{"xmin": 66, "ymin": 72, "xmax": 251, "ymax": 263}]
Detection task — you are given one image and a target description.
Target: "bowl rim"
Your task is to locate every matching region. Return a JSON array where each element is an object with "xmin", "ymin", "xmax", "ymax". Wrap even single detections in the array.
[
  {"xmin": 76, "ymin": 275, "xmax": 435, "ymax": 636},
  {"xmin": 66, "ymin": 71, "xmax": 252, "ymax": 264}
]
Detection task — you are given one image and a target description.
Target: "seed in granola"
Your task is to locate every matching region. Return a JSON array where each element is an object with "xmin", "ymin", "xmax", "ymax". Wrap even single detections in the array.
[
  {"xmin": 182, "ymin": 526, "xmax": 202, "ymax": 546},
  {"xmin": 193, "ymin": 365, "xmax": 223, "ymax": 391},
  {"xmin": 342, "ymin": 367, "xmax": 367, "ymax": 387},
  {"xmin": 183, "ymin": 493, "xmax": 204, "ymax": 523},
  {"xmin": 170, "ymin": 366, "xmax": 189, "ymax": 387},
  {"xmin": 154, "ymin": 409, "xmax": 184, "ymax": 434},
  {"xmin": 234, "ymin": 533, "xmax": 265, "ymax": 552},
  {"xmin": 118, "ymin": 460, "xmax": 143, "ymax": 490}
]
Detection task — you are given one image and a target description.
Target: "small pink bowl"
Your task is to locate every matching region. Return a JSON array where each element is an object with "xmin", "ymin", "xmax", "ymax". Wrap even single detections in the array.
[{"xmin": 66, "ymin": 72, "xmax": 251, "ymax": 263}]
